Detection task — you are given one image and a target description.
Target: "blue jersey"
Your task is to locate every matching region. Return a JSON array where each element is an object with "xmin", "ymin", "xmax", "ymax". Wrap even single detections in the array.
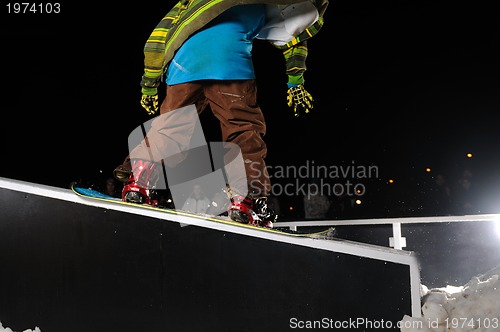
[{"xmin": 165, "ymin": 4, "xmax": 266, "ymax": 85}]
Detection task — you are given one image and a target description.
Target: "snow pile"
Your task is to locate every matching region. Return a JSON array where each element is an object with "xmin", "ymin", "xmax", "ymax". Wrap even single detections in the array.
[
  {"xmin": 0, "ymin": 322, "xmax": 41, "ymax": 332},
  {"xmin": 400, "ymin": 265, "xmax": 500, "ymax": 332}
]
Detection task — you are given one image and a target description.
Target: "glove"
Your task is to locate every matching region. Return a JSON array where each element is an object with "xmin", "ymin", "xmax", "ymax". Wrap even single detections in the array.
[
  {"xmin": 140, "ymin": 93, "xmax": 159, "ymax": 115},
  {"xmin": 286, "ymin": 85, "xmax": 313, "ymax": 117}
]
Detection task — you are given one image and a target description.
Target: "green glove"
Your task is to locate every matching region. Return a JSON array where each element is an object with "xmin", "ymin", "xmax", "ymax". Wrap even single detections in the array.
[
  {"xmin": 286, "ymin": 85, "xmax": 313, "ymax": 117},
  {"xmin": 140, "ymin": 93, "xmax": 159, "ymax": 115}
]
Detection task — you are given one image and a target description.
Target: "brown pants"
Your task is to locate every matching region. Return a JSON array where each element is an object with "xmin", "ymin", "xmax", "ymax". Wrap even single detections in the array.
[{"xmin": 130, "ymin": 79, "xmax": 271, "ymax": 197}]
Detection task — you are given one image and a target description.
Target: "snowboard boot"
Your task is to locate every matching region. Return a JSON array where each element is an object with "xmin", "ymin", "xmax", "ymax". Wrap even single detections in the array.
[
  {"xmin": 253, "ymin": 197, "xmax": 277, "ymax": 228},
  {"xmin": 113, "ymin": 156, "xmax": 132, "ymax": 183},
  {"xmin": 122, "ymin": 159, "xmax": 160, "ymax": 207},
  {"xmin": 228, "ymin": 195, "xmax": 277, "ymax": 229}
]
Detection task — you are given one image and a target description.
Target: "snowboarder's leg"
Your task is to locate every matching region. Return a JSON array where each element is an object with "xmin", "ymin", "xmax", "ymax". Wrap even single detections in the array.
[
  {"xmin": 114, "ymin": 83, "xmax": 208, "ymax": 205},
  {"xmin": 205, "ymin": 80, "xmax": 276, "ymax": 227}
]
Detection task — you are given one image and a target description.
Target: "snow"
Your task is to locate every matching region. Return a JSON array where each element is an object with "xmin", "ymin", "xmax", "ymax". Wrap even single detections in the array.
[
  {"xmin": 1, "ymin": 268, "xmax": 498, "ymax": 332},
  {"xmin": 400, "ymin": 265, "xmax": 500, "ymax": 332},
  {"xmin": 0, "ymin": 323, "xmax": 40, "ymax": 332}
]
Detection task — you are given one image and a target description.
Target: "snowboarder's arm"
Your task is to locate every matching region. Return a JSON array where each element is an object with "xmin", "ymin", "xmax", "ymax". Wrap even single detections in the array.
[
  {"xmin": 280, "ymin": 41, "xmax": 314, "ymax": 117},
  {"xmin": 282, "ymin": 40, "xmax": 308, "ymax": 87},
  {"xmin": 140, "ymin": 3, "xmax": 183, "ymax": 96}
]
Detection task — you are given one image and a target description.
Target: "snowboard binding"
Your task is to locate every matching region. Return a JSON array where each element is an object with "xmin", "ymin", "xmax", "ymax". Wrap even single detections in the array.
[
  {"xmin": 228, "ymin": 195, "xmax": 276, "ymax": 229},
  {"xmin": 122, "ymin": 159, "xmax": 160, "ymax": 207}
]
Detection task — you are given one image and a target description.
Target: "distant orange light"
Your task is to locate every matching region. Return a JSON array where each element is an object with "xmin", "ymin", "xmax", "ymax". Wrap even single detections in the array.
[
  {"xmin": 388, "ymin": 179, "xmax": 394, "ymax": 184},
  {"xmin": 467, "ymin": 153, "xmax": 473, "ymax": 158},
  {"xmin": 355, "ymin": 199, "xmax": 362, "ymax": 205},
  {"xmin": 426, "ymin": 168, "xmax": 431, "ymax": 173},
  {"xmin": 289, "ymin": 206, "xmax": 293, "ymax": 211}
]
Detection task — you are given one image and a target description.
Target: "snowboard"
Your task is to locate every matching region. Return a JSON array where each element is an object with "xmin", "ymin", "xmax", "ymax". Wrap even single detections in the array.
[{"xmin": 71, "ymin": 184, "xmax": 335, "ymax": 239}]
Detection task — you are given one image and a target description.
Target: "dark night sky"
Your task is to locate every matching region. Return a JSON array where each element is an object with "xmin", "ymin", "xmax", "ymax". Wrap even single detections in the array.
[{"xmin": 1, "ymin": 1, "xmax": 500, "ymax": 218}]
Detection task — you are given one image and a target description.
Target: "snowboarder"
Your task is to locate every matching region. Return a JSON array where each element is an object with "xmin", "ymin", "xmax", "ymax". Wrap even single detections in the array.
[{"xmin": 113, "ymin": 0, "xmax": 329, "ymax": 229}]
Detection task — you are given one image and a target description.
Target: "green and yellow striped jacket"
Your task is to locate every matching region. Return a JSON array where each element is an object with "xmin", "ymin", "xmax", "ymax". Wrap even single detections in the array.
[{"xmin": 141, "ymin": 0, "xmax": 329, "ymax": 94}]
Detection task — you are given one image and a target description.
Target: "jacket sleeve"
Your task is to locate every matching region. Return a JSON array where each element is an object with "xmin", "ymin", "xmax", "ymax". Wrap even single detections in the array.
[
  {"xmin": 282, "ymin": 40, "xmax": 308, "ymax": 86},
  {"xmin": 140, "ymin": 1, "xmax": 187, "ymax": 94},
  {"xmin": 272, "ymin": 15, "xmax": 324, "ymax": 86}
]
